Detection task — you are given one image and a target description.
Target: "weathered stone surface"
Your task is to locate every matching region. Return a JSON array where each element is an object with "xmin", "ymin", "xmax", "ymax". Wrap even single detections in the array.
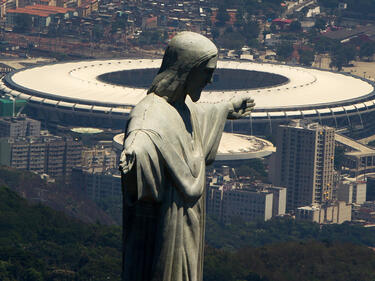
[{"xmin": 119, "ymin": 32, "xmax": 254, "ymax": 281}]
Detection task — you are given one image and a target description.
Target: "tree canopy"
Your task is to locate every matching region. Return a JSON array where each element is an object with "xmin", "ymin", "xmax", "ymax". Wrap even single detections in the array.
[
  {"xmin": 204, "ymin": 241, "xmax": 375, "ymax": 281},
  {"xmin": 2, "ymin": 183, "xmax": 375, "ymax": 280},
  {"xmin": 276, "ymin": 41, "xmax": 294, "ymax": 61}
]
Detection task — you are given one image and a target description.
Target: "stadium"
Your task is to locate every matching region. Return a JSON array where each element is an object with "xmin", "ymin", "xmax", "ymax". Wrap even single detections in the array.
[{"xmin": 1, "ymin": 58, "xmax": 375, "ymax": 135}]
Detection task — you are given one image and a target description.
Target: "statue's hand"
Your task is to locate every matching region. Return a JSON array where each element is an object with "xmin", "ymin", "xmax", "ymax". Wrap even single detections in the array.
[
  {"xmin": 119, "ymin": 150, "xmax": 135, "ymax": 174},
  {"xmin": 228, "ymin": 96, "xmax": 255, "ymax": 119}
]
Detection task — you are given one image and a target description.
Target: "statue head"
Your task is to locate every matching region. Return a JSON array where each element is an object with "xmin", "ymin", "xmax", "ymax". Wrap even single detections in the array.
[{"xmin": 148, "ymin": 32, "xmax": 218, "ymax": 103}]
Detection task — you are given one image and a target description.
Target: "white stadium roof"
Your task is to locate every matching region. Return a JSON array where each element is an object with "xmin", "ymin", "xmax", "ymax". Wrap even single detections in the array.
[{"xmin": 1, "ymin": 59, "xmax": 375, "ymax": 120}]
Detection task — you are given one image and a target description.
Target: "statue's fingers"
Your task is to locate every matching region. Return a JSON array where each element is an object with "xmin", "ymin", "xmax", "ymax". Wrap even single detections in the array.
[
  {"xmin": 123, "ymin": 165, "xmax": 131, "ymax": 173},
  {"xmin": 245, "ymin": 105, "xmax": 255, "ymax": 111},
  {"xmin": 246, "ymin": 100, "xmax": 255, "ymax": 106},
  {"xmin": 229, "ymin": 112, "xmax": 241, "ymax": 119},
  {"xmin": 246, "ymin": 97, "xmax": 254, "ymax": 102},
  {"xmin": 119, "ymin": 150, "xmax": 136, "ymax": 173}
]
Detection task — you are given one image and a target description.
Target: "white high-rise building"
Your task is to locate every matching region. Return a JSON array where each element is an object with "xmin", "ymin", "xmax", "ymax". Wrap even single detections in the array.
[{"xmin": 271, "ymin": 120, "xmax": 335, "ymax": 210}]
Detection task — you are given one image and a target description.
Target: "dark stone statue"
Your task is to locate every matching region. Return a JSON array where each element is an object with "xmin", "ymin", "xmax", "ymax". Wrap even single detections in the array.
[{"xmin": 119, "ymin": 31, "xmax": 254, "ymax": 281}]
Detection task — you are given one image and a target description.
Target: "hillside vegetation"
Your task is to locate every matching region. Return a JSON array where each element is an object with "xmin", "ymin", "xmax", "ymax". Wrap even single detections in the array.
[
  {"xmin": 2, "ymin": 166, "xmax": 375, "ymax": 280},
  {"xmin": 0, "ymin": 166, "xmax": 114, "ymax": 225},
  {"xmin": 0, "ymin": 185, "xmax": 121, "ymax": 280}
]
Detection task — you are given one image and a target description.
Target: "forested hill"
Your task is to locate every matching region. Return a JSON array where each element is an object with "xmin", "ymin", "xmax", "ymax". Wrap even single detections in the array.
[
  {"xmin": 0, "ymin": 166, "xmax": 114, "ymax": 225},
  {"xmin": 2, "ymin": 185, "xmax": 375, "ymax": 280},
  {"xmin": 0, "ymin": 185, "xmax": 122, "ymax": 280},
  {"xmin": 205, "ymin": 215, "xmax": 375, "ymax": 250},
  {"xmin": 204, "ymin": 241, "xmax": 375, "ymax": 281}
]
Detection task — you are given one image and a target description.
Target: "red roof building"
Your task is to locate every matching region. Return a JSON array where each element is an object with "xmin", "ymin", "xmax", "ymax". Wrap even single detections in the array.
[
  {"xmin": 7, "ymin": 8, "xmax": 53, "ymax": 17},
  {"xmin": 24, "ymin": 4, "xmax": 74, "ymax": 14},
  {"xmin": 272, "ymin": 18, "xmax": 293, "ymax": 24},
  {"xmin": 7, "ymin": 5, "xmax": 75, "ymax": 29}
]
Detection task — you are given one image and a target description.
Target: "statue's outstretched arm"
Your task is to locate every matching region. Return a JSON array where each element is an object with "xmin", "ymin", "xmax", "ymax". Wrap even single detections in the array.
[{"xmin": 227, "ymin": 96, "xmax": 255, "ymax": 119}]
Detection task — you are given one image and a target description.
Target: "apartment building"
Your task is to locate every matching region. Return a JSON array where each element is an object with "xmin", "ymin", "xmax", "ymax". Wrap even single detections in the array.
[
  {"xmin": 296, "ymin": 201, "xmax": 352, "ymax": 224},
  {"xmin": 271, "ymin": 120, "xmax": 335, "ymax": 210},
  {"xmin": 207, "ymin": 182, "xmax": 286, "ymax": 223},
  {"xmin": 337, "ymin": 177, "xmax": 367, "ymax": 205},
  {"xmin": 0, "ymin": 134, "xmax": 82, "ymax": 182},
  {"xmin": 0, "ymin": 116, "xmax": 40, "ymax": 138},
  {"xmin": 71, "ymin": 167, "xmax": 121, "ymax": 201}
]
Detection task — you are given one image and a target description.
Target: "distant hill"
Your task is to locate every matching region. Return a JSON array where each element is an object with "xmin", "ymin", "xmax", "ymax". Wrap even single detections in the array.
[
  {"xmin": 2, "ymin": 183, "xmax": 375, "ymax": 280},
  {"xmin": 0, "ymin": 166, "xmax": 115, "ymax": 225},
  {"xmin": 206, "ymin": 215, "xmax": 375, "ymax": 250},
  {"xmin": 204, "ymin": 241, "xmax": 375, "ymax": 281},
  {"xmin": 0, "ymin": 185, "xmax": 122, "ymax": 280}
]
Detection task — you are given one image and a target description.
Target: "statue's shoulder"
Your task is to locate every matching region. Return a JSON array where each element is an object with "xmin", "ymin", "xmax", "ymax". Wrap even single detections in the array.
[
  {"xmin": 127, "ymin": 93, "xmax": 178, "ymax": 134},
  {"xmin": 129, "ymin": 93, "xmax": 174, "ymax": 128},
  {"xmin": 131, "ymin": 93, "xmax": 166, "ymax": 114}
]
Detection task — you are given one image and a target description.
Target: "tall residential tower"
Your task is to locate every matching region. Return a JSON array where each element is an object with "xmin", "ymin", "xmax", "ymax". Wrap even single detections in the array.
[{"xmin": 271, "ymin": 120, "xmax": 335, "ymax": 210}]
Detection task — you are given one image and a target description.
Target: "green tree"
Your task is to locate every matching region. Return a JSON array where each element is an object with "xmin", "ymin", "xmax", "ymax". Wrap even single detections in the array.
[
  {"xmin": 318, "ymin": 0, "xmax": 340, "ymax": 8},
  {"xmin": 212, "ymin": 27, "xmax": 220, "ymax": 40},
  {"xmin": 276, "ymin": 41, "xmax": 294, "ymax": 61},
  {"xmin": 359, "ymin": 42, "xmax": 375, "ymax": 61},
  {"xmin": 299, "ymin": 49, "xmax": 315, "ymax": 66},
  {"xmin": 217, "ymin": 30, "xmax": 245, "ymax": 49},
  {"xmin": 270, "ymin": 23, "xmax": 277, "ymax": 33},
  {"xmin": 235, "ymin": 159, "xmax": 267, "ymax": 180},
  {"xmin": 342, "ymin": 44, "xmax": 357, "ymax": 62},
  {"xmin": 97, "ymin": 196, "xmax": 122, "ymax": 225},
  {"xmin": 216, "ymin": 6, "xmax": 230, "ymax": 27},
  {"xmin": 138, "ymin": 30, "xmax": 167, "ymax": 46},
  {"xmin": 330, "ymin": 44, "xmax": 356, "ymax": 70},
  {"xmin": 314, "ymin": 18, "xmax": 326, "ymax": 31},
  {"xmin": 314, "ymin": 37, "xmax": 340, "ymax": 54},
  {"xmin": 289, "ymin": 20, "xmax": 302, "ymax": 32},
  {"xmin": 234, "ymin": 9, "xmax": 245, "ymax": 28},
  {"xmin": 111, "ymin": 13, "xmax": 127, "ymax": 34},
  {"xmin": 24, "ymin": 268, "xmax": 43, "ymax": 281},
  {"xmin": 330, "ymin": 53, "xmax": 344, "ymax": 70},
  {"xmin": 242, "ymin": 20, "xmax": 260, "ymax": 41},
  {"xmin": 92, "ymin": 24, "xmax": 104, "ymax": 41}
]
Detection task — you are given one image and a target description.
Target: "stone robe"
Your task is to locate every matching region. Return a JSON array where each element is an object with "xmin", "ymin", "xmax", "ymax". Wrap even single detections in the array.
[{"xmin": 121, "ymin": 93, "xmax": 229, "ymax": 281}]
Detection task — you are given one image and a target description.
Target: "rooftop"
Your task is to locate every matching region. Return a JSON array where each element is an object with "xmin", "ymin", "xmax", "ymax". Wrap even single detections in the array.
[
  {"xmin": 335, "ymin": 133, "xmax": 375, "ymax": 155},
  {"xmin": 2, "ymin": 59, "xmax": 374, "ymax": 121}
]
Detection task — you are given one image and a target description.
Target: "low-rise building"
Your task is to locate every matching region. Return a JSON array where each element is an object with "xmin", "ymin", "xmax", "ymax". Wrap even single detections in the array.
[
  {"xmin": 0, "ymin": 116, "xmax": 40, "ymax": 138},
  {"xmin": 6, "ymin": 5, "xmax": 75, "ymax": 29},
  {"xmin": 82, "ymin": 147, "xmax": 117, "ymax": 169},
  {"xmin": 352, "ymin": 201, "xmax": 375, "ymax": 224},
  {"xmin": 72, "ymin": 144, "xmax": 121, "ymax": 201},
  {"xmin": 71, "ymin": 167, "xmax": 121, "ymax": 201},
  {"xmin": 296, "ymin": 201, "xmax": 352, "ymax": 224},
  {"xmin": 207, "ymin": 182, "xmax": 286, "ymax": 223},
  {"xmin": 0, "ymin": 134, "xmax": 82, "ymax": 182},
  {"xmin": 366, "ymin": 174, "xmax": 375, "ymax": 201},
  {"xmin": 337, "ymin": 177, "xmax": 367, "ymax": 205}
]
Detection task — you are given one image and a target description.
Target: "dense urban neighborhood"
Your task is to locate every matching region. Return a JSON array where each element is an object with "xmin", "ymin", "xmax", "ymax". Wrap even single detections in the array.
[{"xmin": 2, "ymin": 0, "xmax": 375, "ymax": 280}]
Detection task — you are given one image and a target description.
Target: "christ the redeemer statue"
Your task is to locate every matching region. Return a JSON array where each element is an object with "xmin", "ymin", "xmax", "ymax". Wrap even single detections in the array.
[{"xmin": 119, "ymin": 31, "xmax": 254, "ymax": 281}]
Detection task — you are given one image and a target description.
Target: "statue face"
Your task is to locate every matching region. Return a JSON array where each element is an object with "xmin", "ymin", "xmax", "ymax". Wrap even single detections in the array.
[{"xmin": 186, "ymin": 56, "xmax": 217, "ymax": 102}]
